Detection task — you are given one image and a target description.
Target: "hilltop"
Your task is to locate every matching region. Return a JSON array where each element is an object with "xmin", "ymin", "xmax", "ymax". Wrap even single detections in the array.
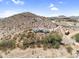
[{"xmin": 0, "ymin": 12, "xmax": 58, "ymax": 37}]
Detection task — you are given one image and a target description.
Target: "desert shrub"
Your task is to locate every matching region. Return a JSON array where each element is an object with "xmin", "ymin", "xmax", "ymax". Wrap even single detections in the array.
[
  {"xmin": 19, "ymin": 33, "xmax": 27, "ymax": 41},
  {"xmin": 43, "ymin": 32, "xmax": 62, "ymax": 49},
  {"xmin": 21, "ymin": 31, "xmax": 46, "ymax": 49},
  {"xmin": 72, "ymin": 33, "xmax": 79, "ymax": 42},
  {"xmin": 21, "ymin": 32, "xmax": 37, "ymax": 49},
  {"xmin": 0, "ymin": 39, "xmax": 16, "ymax": 50},
  {"xmin": 18, "ymin": 31, "xmax": 62, "ymax": 49},
  {"xmin": 26, "ymin": 31, "xmax": 35, "ymax": 38},
  {"xmin": 66, "ymin": 46, "xmax": 73, "ymax": 54},
  {"xmin": 22, "ymin": 39, "xmax": 36, "ymax": 49}
]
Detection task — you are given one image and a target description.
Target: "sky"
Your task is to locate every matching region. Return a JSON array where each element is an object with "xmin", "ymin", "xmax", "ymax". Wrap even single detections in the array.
[{"xmin": 0, "ymin": 0, "xmax": 79, "ymax": 18}]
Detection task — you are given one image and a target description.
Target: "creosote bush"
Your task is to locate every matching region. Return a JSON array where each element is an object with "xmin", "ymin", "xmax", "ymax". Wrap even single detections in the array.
[
  {"xmin": 19, "ymin": 31, "xmax": 37, "ymax": 49},
  {"xmin": 0, "ymin": 39, "xmax": 16, "ymax": 51},
  {"xmin": 43, "ymin": 32, "xmax": 62, "ymax": 49}
]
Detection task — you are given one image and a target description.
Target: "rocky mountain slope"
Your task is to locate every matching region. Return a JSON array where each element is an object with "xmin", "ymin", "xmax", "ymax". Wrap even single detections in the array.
[
  {"xmin": 0, "ymin": 12, "xmax": 57, "ymax": 38},
  {"xmin": 0, "ymin": 12, "xmax": 79, "ymax": 58}
]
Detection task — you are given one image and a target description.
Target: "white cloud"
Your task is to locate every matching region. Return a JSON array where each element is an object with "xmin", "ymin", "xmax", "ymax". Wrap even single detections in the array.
[
  {"xmin": 0, "ymin": 10, "xmax": 19, "ymax": 18},
  {"xmin": 49, "ymin": 3, "xmax": 59, "ymax": 11},
  {"xmin": 49, "ymin": 4, "xmax": 54, "ymax": 7},
  {"xmin": 51, "ymin": 7, "xmax": 59, "ymax": 11},
  {"xmin": 0, "ymin": 0, "xmax": 3, "ymax": 2},
  {"xmin": 12, "ymin": 0, "xmax": 24, "ymax": 5}
]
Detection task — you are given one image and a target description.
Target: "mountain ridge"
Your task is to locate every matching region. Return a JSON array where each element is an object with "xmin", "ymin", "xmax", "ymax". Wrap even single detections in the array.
[{"xmin": 0, "ymin": 12, "xmax": 57, "ymax": 37}]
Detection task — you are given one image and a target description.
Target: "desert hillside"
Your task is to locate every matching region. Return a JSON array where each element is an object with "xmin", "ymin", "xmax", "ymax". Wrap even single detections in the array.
[
  {"xmin": 0, "ymin": 12, "xmax": 57, "ymax": 38},
  {"xmin": 0, "ymin": 12, "xmax": 79, "ymax": 58}
]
